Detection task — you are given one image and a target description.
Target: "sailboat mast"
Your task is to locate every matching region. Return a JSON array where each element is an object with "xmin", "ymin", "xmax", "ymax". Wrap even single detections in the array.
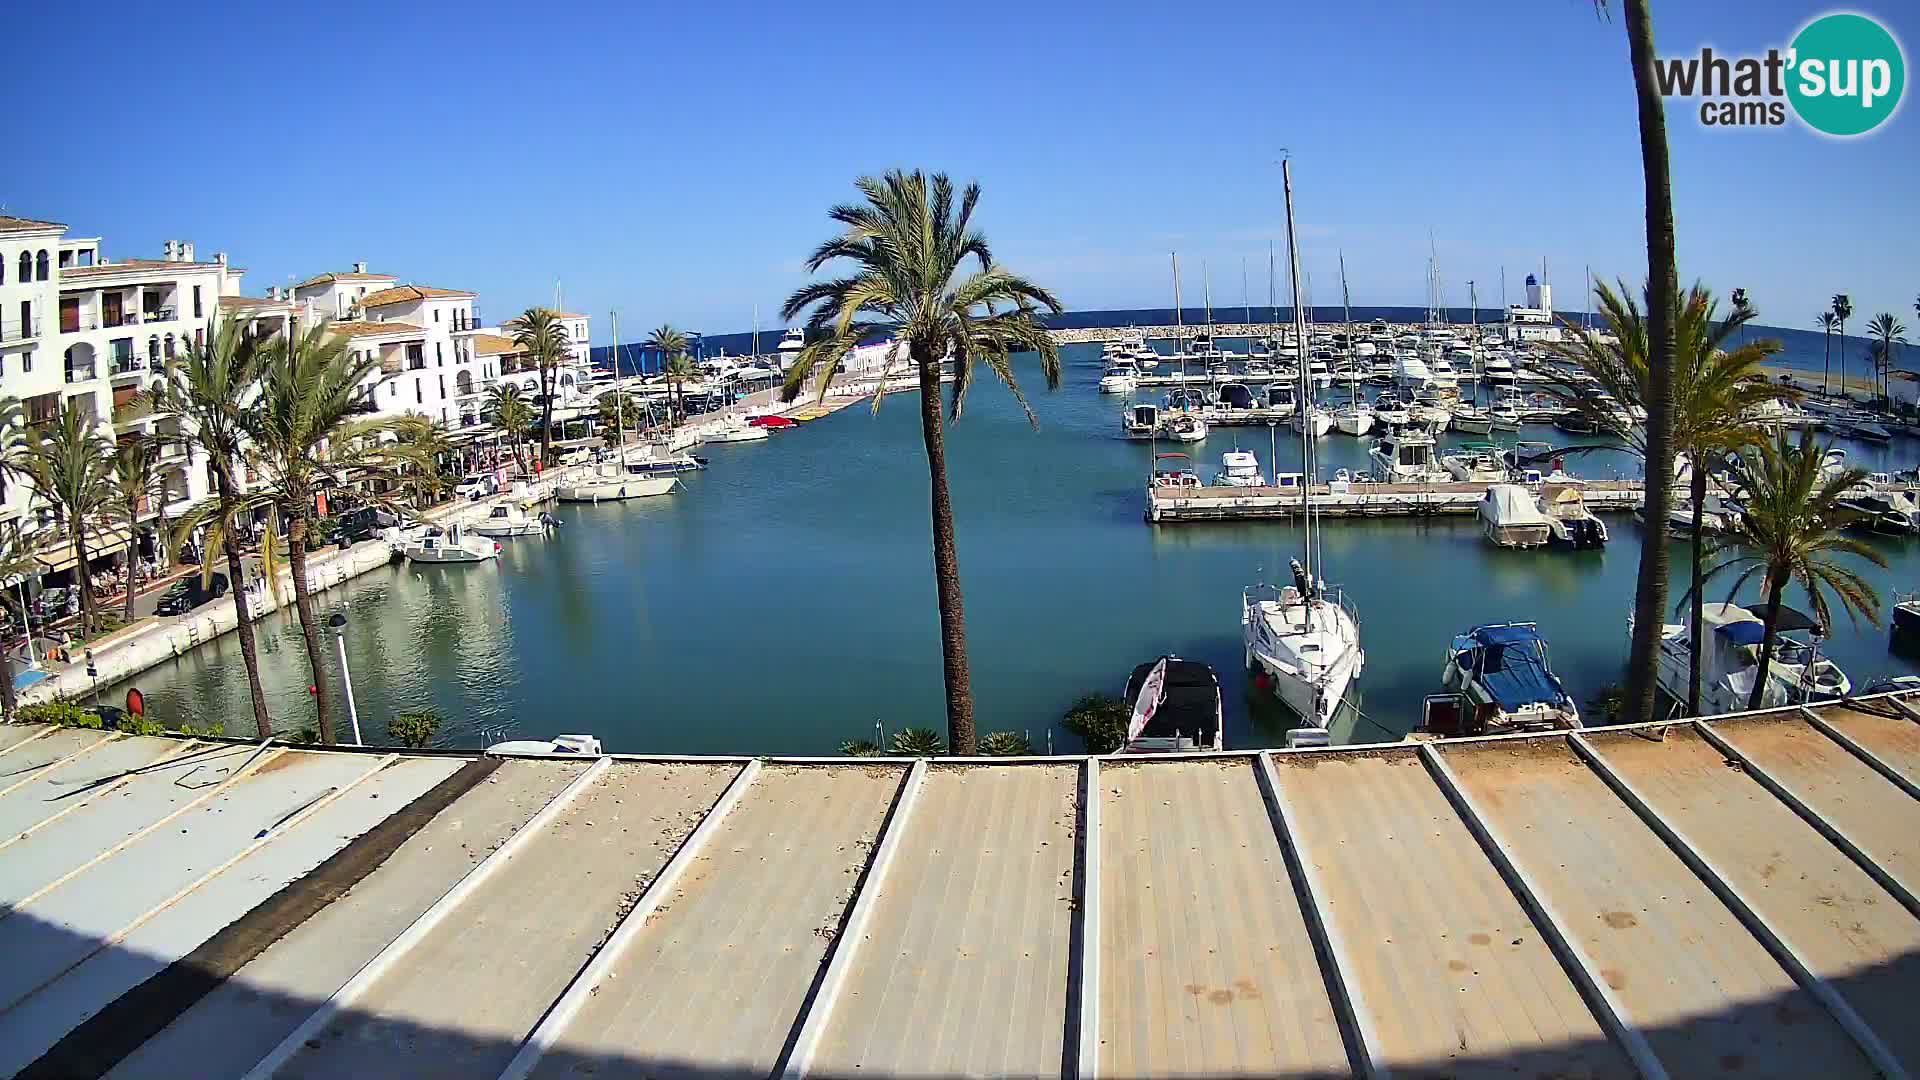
[
  {"xmin": 1282, "ymin": 159, "xmax": 1313, "ymax": 583},
  {"xmin": 1340, "ymin": 252, "xmax": 1355, "ymax": 405},
  {"xmin": 1268, "ymin": 242, "xmax": 1277, "ymax": 326},
  {"xmin": 1172, "ymin": 253, "xmax": 1186, "ymax": 400},
  {"xmin": 1242, "ymin": 257, "xmax": 1252, "ymax": 326},
  {"xmin": 1468, "ymin": 280, "xmax": 1480, "ymax": 406},
  {"xmin": 612, "ymin": 309, "xmax": 626, "ymax": 467}
]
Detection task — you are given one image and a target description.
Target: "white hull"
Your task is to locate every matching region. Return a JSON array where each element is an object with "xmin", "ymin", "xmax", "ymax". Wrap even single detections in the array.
[
  {"xmin": 1098, "ymin": 376, "xmax": 1138, "ymax": 394},
  {"xmin": 704, "ymin": 425, "xmax": 770, "ymax": 443},
  {"xmin": 1333, "ymin": 409, "xmax": 1374, "ymax": 437},
  {"xmin": 470, "ymin": 521, "xmax": 546, "ymax": 537},
  {"xmin": 556, "ymin": 475, "xmax": 678, "ymax": 502},
  {"xmin": 1243, "ymin": 591, "xmax": 1363, "ymax": 729},
  {"xmin": 1162, "ymin": 416, "xmax": 1208, "ymax": 442},
  {"xmin": 1293, "ymin": 410, "xmax": 1333, "ymax": 437},
  {"xmin": 402, "ymin": 540, "xmax": 497, "ymax": 563}
]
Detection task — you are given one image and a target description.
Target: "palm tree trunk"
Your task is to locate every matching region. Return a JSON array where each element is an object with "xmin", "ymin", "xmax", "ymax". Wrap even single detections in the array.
[
  {"xmin": 1823, "ymin": 328, "xmax": 1832, "ymax": 397},
  {"xmin": 1838, "ymin": 318, "xmax": 1847, "ymax": 399},
  {"xmin": 217, "ymin": 472, "xmax": 273, "ymax": 739},
  {"xmin": 123, "ymin": 503, "xmax": 139, "ymax": 625},
  {"xmin": 1686, "ymin": 461, "xmax": 1708, "ymax": 715},
  {"xmin": 1745, "ymin": 574, "xmax": 1787, "ymax": 711},
  {"xmin": 1621, "ymin": 0, "xmax": 1680, "ymax": 727},
  {"xmin": 286, "ymin": 513, "xmax": 335, "ymax": 744},
  {"xmin": 913, "ymin": 340, "xmax": 974, "ymax": 755},
  {"xmin": 0, "ymin": 642, "xmax": 15, "ymax": 721},
  {"xmin": 72, "ymin": 523, "xmax": 94, "ymax": 639}
]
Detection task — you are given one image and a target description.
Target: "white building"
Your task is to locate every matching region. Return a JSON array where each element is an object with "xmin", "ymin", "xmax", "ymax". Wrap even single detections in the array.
[{"xmin": 1504, "ymin": 273, "xmax": 1563, "ymax": 344}]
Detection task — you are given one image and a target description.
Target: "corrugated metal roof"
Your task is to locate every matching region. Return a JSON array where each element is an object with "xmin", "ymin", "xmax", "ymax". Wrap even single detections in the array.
[{"xmin": 0, "ymin": 695, "xmax": 1915, "ymax": 1080}]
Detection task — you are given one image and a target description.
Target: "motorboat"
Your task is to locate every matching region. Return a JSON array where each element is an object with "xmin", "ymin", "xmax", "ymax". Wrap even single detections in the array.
[
  {"xmin": 1638, "ymin": 494, "xmax": 1739, "ymax": 535},
  {"xmin": 1394, "ymin": 353, "xmax": 1433, "ymax": 392},
  {"xmin": 487, "ymin": 733, "xmax": 603, "ymax": 755},
  {"xmin": 1149, "ymin": 452, "xmax": 1203, "ymax": 490},
  {"xmin": 1538, "ymin": 484, "xmax": 1609, "ymax": 548},
  {"xmin": 1450, "ymin": 404, "xmax": 1494, "ymax": 434},
  {"xmin": 1489, "ymin": 401, "xmax": 1523, "ymax": 431},
  {"xmin": 1215, "ymin": 382, "xmax": 1256, "ymax": 411},
  {"xmin": 1372, "ymin": 393, "xmax": 1411, "ymax": 426},
  {"xmin": 1427, "ymin": 355, "xmax": 1461, "ymax": 389},
  {"xmin": 1369, "ymin": 426, "xmax": 1450, "ymax": 483},
  {"xmin": 1838, "ymin": 486, "xmax": 1920, "ymax": 533},
  {"xmin": 775, "ymin": 327, "xmax": 806, "ymax": 371},
  {"xmin": 1293, "ymin": 403, "xmax": 1333, "ymax": 437},
  {"xmin": 1161, "ymin": 412, "xmax": 1208, "ymax": 442},
  {"xmin": 1441, "ymin": 446, "xmax": 1507, "ymax": 483},
  {"xmin": 1165, "ymin": 388, "xmax": 1211, "ymax": 412},
  {"xmin": 1422, "ymin": 623, "xmax": 1581, "ymax": 737},
  {"xmin": 1477, "ymin": 484, "xmax": 1554, "ymax": 548},
  {"xmin": 1332, "ymin": 402, "xmax": 1374, "ymax": 437},
  {"xmin": 1122, "ymin": 402, "xmax": 1160, "ymax": 440},
  {"xmin": 1215, "ymin": 450, "xmax": 1266, "ymax": 487},
  {"xmin": 1263, "ymin": 384, "xmax": 1298, "ymax": 417},
  {"xmin": 1243, "ymin": 559, "xmax": 1363, "ymax": 732},
  {"xmin": 470, "ymin": 504, "xmax": 555, "ymax": 538},
  {"xmin": 1098, "ymin": 359, "xmax": 1140, "ymax": 394},
  {"xmin": 1655, "ymin": 602, "xmax": 1850, "ymax": 714},
  {"xmin": 1893, "ymin": 591, "xmax": 1920, "ymax": 641},
  {"xmin": 625, "ymin": 444, "xmax": 708, "ymax": 472},
  {"xmin": 704, "ymin": 417, "xmax": 771, "ymax": 443},
  {"xmin": 1120, "ymin": 656, "xmax": 1224, "ymax": 753},
  {"xmin": 747, "ymin": 413, "xmax": 797, "ymax": 429},
  {"xmin": 401, "ymin": 522, "xmax": 499, "ymax": 564},
  {"xmin": 1482, "ymin": 354, "xmax": 1517, "ymax": 385},
  {"xmin": 556, "ymin": 466, "xmax": 679, "ymax": 503}
]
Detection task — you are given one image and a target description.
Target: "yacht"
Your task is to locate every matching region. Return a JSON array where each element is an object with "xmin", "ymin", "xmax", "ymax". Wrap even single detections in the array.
[
  {"xmin": 1481, "ymin": 353, "xmax": 1517, "ymax": 386},
  {"xmin": 1293, "ymin": 402, "xmax": 1333, "ymax": 437},
  {"xmin": 705, "ymin": 416, "xmax": 772, "ymax": 443},
  {"xmin": 1373, "ymin": 393, "xmax": 1411, "ymax": 426},
  {"xmin": 1428, "ymin": 354, "xmax": 1461, "ymax": 389},
  {"xmin": 401, "ymin": 522, "xmax": 499, "ymax": 564},
  {"xmin": 1538, "ymin": 484, "xmax": 1609, "ymax": 548},
  {"xmin": 776, "ymin": 327, "xmax": 806, "ymax": 371},
  {"xmin": 1244, "ymin": 560, "xmax": 1364, "ymax": 733},
  {"xmin": 1215, "ymin": 382, "xmax": 1257, "ymax": 411},
  {"xmin": 1394, "ymin": 352, "xmax": 1433, "ymax": 393},
  {"xmin": 1477, "ymin": 484, "xmax": 1554, "ymax": 548},
  {"xmin": 1120, "ymin": 656, "xmax": 1224, "ymax": 753},
  {"xmin": 1422, "ymin": 623, "xmax": 1581, "ymax": 737},
  {"xmin": 1161, "ymin": 412, "xmax": 1208, "ymax": 442},
  {"xmin": 1655, "ymin": 602, "xmax": 1851, "ymax": 714},
  {"xmin": 1122, "ymin": 402, "xmax": 1160, "ymax": 440},
  {"xmin": 1838, "ymin": 486, "xmax": 1920, "ymax": 533},
  {"xmin": 1332, "ymin": 402, "xmax": 1374, "ymax": 437},
  {"xmin": 1441, "ymin": 446, "xmax": 1507, "ymax": 483},
  {"xmin": 1450, "ymin": 403, "xmax": 1494, "ymax": 434},
  {"xmin": 1489, "ymin": 400, "xmax": 1523, "ymax": 432},
  {"xmin": 1098, "ymin": 359, "xmax": 1140, "ymax": 395},
  {"xmin": 1264, "ymin": 384, "xmax": 1299, "ymax": 417},
  {"xmin": 556, "ymin": 466, "xmax": 679, "ymax": 503},
  {"xmin": 1369, "ymin": 426, "xmax": 1450, "ymax": 483},
  {"xmin": 470, "ymin": 504, "xmax": 554, "ymax": 538},
  {"xmin": 1216, "ymin": 450, "xmax": 1266, "ymax": 487}
]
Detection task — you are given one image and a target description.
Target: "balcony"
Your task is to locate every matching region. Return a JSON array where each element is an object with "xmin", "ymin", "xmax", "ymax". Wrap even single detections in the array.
[
  {"xmin": 0, "ymin": 316, "xmax": 41, "ymax": 344},
  {"xmin": 65, "ymin": 363, "xmax": 99, "ymax": 384},
  {"xmin": 134, "ymin": 306, "xmax": 177, "ymax": 325},
  {"xmin": 111, "ymin": 356, "xmax": 149, "ymax": 380}
]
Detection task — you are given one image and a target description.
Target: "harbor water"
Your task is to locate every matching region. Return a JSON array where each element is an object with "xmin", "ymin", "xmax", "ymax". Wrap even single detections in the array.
[{"xmin": 114, "ymin": 342, "xmax": 1920, "ymax": 753}]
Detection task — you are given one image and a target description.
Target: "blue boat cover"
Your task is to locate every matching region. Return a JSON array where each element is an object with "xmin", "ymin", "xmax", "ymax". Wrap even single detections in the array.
[
  {"xmin": 1463, "ymin": 624, "xmax": 1565, "ymax": 712},
  {"xmin": 1714, "ymin": 621, "xmax": 1768, "ymax": 646}
]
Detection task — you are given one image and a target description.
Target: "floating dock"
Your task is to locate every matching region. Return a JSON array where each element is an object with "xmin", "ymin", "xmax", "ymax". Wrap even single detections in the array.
[{"xmin": 1147, "ymin": 479, "xmax": 1645, "ymax": 522}]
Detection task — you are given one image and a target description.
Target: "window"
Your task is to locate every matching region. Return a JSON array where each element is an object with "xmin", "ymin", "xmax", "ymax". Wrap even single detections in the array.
[
  {"xmin": 435, "ymin": 342, "xmax": 443, "ymax": 366},
  {"xmin": 18, "ymin": 300, "xmax": 29, "ymax": 338},
  {"xmin": 164, "ymin": 335, "xmax": 175, "ymax": 359},
  {"xmin": 35, "ymin": 250, "xmax": 49, "ymax": 281},
  {"xmin": 195, "ymin": 328, "xmax": 204, "ymax": 348},
  {"xmin": 20, "ymin": 350, "xmax": 28, "ymax": 373},
  {"xmin": 147, "ymin": 336, "xmax": 161, "ymax": 366},
  {"xmin": 433, "ymin": 309, "xmax": 439, "ymax": 323},
  {"xmin": 415, "ymin": 378, "xmax": 422, "ymax": 404},
  {"xmin": 60, "ymin": 298, "xmax": 78, "ymax": 333},
  {"xmin": 15, "ymin": 252, "xmax": 28, "ymax": 282},
  {"xmin": 0, "ymin": 252, "xmax": 5, "ymax": 284},
  {"xmin": 192, "ymin": 285, "xmax": 202, "ymax": 318}
]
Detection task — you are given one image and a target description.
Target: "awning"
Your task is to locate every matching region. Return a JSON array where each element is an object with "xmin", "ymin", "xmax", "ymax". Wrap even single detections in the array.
[
  {"xmin": 32, "ymin": 525, "xmax": 136, "ymax": 573},
  {"xmin": 1745, "ymin": 602, "xmax": 1823, "ymax": 635}
]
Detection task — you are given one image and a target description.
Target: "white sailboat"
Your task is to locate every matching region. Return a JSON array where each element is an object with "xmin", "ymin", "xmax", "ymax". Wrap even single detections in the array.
[
  {"xmin": 1165, "ymin": 253, "xmax": 1207, "ymax": 443},
  {"xmin": 1243, "ymin": 159, "xmax": 1364, "ymax": 740},
  {"xmin": 1331, "ymin": 254, "xmax": 1374, "ymax": 437},
  {"xmin": 558, "ymin": 311, "xmax": 682, "ymax": 503}
]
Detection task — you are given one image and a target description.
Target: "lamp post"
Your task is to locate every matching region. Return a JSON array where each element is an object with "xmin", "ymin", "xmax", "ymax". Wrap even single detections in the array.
[
  {"xmin": 329, "ymin": 612, "xmax": 362, "ymax": 745},
  {"xmin": 84, "ymin": 648, "xmax": 97, "ymax": 707}
]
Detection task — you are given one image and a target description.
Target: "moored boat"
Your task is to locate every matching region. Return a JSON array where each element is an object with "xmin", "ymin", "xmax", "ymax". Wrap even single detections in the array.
[
  {"xmin": 401, "ymin": 522, "xmax": 500, "ymax": 564},
  {"xmin": 1477, "ymin": 484, "xmax": 1554, "ymax": 548},
  {"xmin": 1420, "ymin": 622, "xmax": 1581, "ymax": 737},
  {"xmin": 1120, "ymin": 656, "xmax": 1224, "ymax": 753}
]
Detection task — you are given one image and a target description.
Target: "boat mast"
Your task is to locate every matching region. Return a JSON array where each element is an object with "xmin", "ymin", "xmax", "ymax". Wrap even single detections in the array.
[
  {"xmin": 1268, "ymin": 242, "xmax": 1277, "ymax": 330},
  {"xmin": 1242, "ymin": 257, "xmax": 1252, "ymax": 327},
  {"xmin": 1467, "ymin": 280, "xmax": 1480, "ymax": 407},
  {"xmin": 1282, "ymin": 158, "xmax": 1314, "ymax": 586},
  {"xmin": 612, "ymin": 309, "xmax": 626, "ymax": 469},
  {"xmin": 1172, "ymin": 253, "xmax": 1186, "ymax": 407},
  {"xmin": 1339, "ymin": 252, "xmax": 1355, "ymax": 406}
]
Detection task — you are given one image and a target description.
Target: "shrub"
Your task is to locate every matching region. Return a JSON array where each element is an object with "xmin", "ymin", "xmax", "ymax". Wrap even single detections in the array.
[
  {"xmin": 977, "ymin": 731, "xmax": 1032, "ymax": 756},
  {"xmin": 887, "ymin": 726, "xmax": 946, "ymax": 757},
  {"xmin": 15, "ymin": 701, "xmax": 101, "ymax": 729},
  {"xmin": 388, "ymin": 710, "xmax": 442, "ymax": 750},
  {"xmin": 179, "ymin": 722, "xmax": 227, "ymax": 739},
  {"xmin": 1062, "ymin": 694, "xmax": 1130, "ymax": 755},
  {"xmin": 838, "ymin": 739, "xmax": 882, "ymax": 757},
  {"xmin": 117, "ymin": 714, "xmax": 168, "ymax": 737}
]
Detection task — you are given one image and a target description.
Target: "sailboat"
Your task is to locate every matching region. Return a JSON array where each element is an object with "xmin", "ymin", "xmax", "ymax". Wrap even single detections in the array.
[
  {"xmin": 557, "ymin": 311, "xmax": 680, "ymax": 502},
  {"xmin": 1243, "ymin": 160, "xmax": 1364, "ymax": 740},
  {"xmin": 1164, "ymin": 254, "xmax": 1206, "ymax": 441},
  {"xmin": 1330, "ymin": 253, "xmax": 1373, "ymax": 437}
]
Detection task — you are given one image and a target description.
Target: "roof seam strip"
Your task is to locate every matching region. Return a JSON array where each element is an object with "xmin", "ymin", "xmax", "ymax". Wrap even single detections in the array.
[
  {"xmin": 0, "ymin": 739, "xmax": 201, "ymax": 857},
  {"xmin": 779, "ymin": 758, "xmax": 927, "ymax": 1079},
  {"xmin": 1418, "ymin": 742, "xmax": 1670, "ymax": 1080},
  {"xmin": 1256, "ymin": 751, "xmax": 1388, "ymax": 1078},
  {"xmin": 496, "ymin": 759, "xmax": 765, "ymax": 1080},
  {"xmin": 239, "ymin": 755, "xmax": 612, "ymax": 1080},
  {"xmin": 1568, "ymin": 733, "xmax": 1911, "ymax": 1080},
  {"xmin": 1072, "ymin": 758, "xmax": 1101, "ymax": 1080},
  {"xmin": 0, "ymin": 732, "xmax": 118, "ymax": 800},
  {"xmin": 1797, "ymin": 705, "xmax": 1920, "ymax": 802}
]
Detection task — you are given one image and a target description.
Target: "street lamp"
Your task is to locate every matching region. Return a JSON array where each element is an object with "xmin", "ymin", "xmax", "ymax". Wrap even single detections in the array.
[
  {"xmin": 328, "ymin": 612, "xmax": 362, "ymax": 745},
  {"xmin": 84, "ymin": 648, "xmax": 97, "ymax": 707}
]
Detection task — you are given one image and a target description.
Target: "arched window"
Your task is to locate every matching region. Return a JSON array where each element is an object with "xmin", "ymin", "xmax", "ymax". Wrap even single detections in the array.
[
  {"xmin": 15, "ymin": 252, "xmax": 28, "ymax": 282},
  {"xmin": 163, "ymin": 334, "xmax": 176, "ymax": 359},
  {"xmin": 148, "ymin": 336, "xmax": 161, "ymax": 365},
  {"xmin": 35, "ymin": 250, "xmax": 49, "ymax": 281}
]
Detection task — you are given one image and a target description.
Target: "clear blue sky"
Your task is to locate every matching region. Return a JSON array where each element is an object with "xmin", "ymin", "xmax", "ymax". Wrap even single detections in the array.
[{"xmin": 11, "ymin": 0, "xmax": 1915, "ymax": 341}]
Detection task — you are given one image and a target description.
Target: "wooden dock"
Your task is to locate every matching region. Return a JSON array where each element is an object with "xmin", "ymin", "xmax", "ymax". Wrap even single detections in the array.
[{"xmin": 1146, "ymin": 479, "xmax": 1645, "ymax": 522}]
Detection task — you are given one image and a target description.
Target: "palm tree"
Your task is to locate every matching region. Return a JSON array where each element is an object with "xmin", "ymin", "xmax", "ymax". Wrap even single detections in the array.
[
  {"xmin": 1831, "ymin": 294, "xmax": 1853, "ymax": 398},
  {"xmin": 144, "ymin": 319, "xmax": 274, "ymax": 738},
  {"xmin": 0, "ymin": 523, "xmax": 38, "ymax": 720},
  {"xmin": 645, "ymin": 325, "xmax": 691, "ymax": 422},
  {"xmin": 1818, "ymin": 311, "xmax": 1840, "ymax": 395},
  {"xmin": 1867, "ymin": 313, "xmax": 1906, "ymax": 403},
  {"xmin": 509, "ymin": 309, "xmax": 571, "ymax": 467},
  {"xmin": 482, "ymin": 383, "xmax": 535, "ymax": 475},
  {"xmin": 1546, "ymin": 281, "xmax": 1795, "ymax": 715},
  {"xmin": 661, "ymin": 354, "xmax": 698, "ymax": 425},
  {"xmin": 389, "ymin": 419, "xmax": 455, "ymax": 508},
  {"xmin": 1697, "ymin": 431, "xmax": 1884, "ymax": 710},
  {"xmin": 107, "ymin": 438, "xmax": 166, "ymax": 624},
  {"xmin": 21, "ymin": 402, "xmax": 113, "ymax": 639},
  {"xmin": 783, "ymin": 170, "xmax": 1063, "ymax": 754},
  {"xmin": 242, "ymin": 321, "xmax": 396, "ymax": 744},
  {"xmin": 596, "ymin": 393, "xmax": 641, "ymax": 444}
]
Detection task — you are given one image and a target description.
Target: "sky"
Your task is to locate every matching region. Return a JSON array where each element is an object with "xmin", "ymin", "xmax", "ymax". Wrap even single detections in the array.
[{"xmin": 10, "ymin": 0, "xmax": 1916, "ymax": 342}]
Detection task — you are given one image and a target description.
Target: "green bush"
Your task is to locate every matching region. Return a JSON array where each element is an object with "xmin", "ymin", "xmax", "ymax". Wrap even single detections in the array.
[
  {"xmin": 117, "ymin": 714, "xmax": 168, "ymax": 737},
  {"xmin": 977, "ymin": 731, "xmax": 1032, "ymax": 756},
  {"xmin": 388, "ymin": 710, "xmax": 442, "ymax": 750},
  {"xmin": 1062, "ymin": 694, "xmax": 1130, "ymax": 755},
  {"xmin": 887, "ymin": 726, "xmax": 946, "ymax": 757},
  {"xmin": 179, "ymin": 722, "xmax": 227, "ymax": 739},
  {"xmin": 15, "ymin": 701, "xmax": 101, "ymax": 729},
  {"xmin": 838, "ymin": 739, "xmax": 882, "ymax": 757}
]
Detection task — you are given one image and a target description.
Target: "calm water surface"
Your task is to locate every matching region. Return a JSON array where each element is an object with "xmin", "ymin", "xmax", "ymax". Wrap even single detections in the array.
[{"xmin": 117, "ymin": 344, "xmax": 1920, "ymax": 752}]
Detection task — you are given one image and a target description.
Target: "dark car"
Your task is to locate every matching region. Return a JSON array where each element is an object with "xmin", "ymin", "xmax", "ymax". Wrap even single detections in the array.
[
  {"xmin": 332, "ymin": 506, "xmax": 401, "ymax": 545},
  {"xmin": 155, "ymin": 572, "xmax": 230, "ymax": 617}
]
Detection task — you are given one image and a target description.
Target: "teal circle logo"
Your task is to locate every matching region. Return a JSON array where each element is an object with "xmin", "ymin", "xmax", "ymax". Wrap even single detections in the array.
[{"xmin": 1788, "ymin": 13, "xmax": 1905, "ymax": 136}]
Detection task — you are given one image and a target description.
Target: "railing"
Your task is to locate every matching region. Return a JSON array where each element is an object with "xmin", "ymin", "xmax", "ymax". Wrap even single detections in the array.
[
  {"xmin": 136, "ymin": 306, "xmax": 176, "ymax": 324},
  {"xmin": 65, "ymin": 364, "xmax": 98, "ymax": 384},
  {"xmin": 112, "ymin": 357, "xmax": 147, "ymax": 377},
  {"xmin": 0, "ymin": 316, "xmax": 41, "ymax": 342}
]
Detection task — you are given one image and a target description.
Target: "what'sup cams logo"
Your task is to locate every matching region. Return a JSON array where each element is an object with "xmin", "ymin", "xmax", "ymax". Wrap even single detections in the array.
[{"xmin": 1657, "ymin": 12, "xmax": 1905, "ymax": 136}]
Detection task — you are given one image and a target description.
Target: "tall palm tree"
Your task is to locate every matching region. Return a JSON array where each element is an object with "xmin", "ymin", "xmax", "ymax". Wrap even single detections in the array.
[
  {"xmin": 1545, "ymin": 281, "xmax": 1795, "ymax": 715},
  {"xmin": 1817, "ymin": 311, "xmax": 1840, "ymax": 395},
  {"xmin": 1590, "ymin": 0, "xmax": 1680, "ymax": 726},
  {"xmin": 1867, "ymin": 313, "xmax": 1906, "ymax": 402},
  {"xmin": 389, "ymin": 418, "xmax": 455, "ymax": 508},
  {"xmin": 1831, "ymin": 294, "xmax": 1853, "ymax": 398},
  {"xmin": 1698, "ymin": 431, "xmax": 1883, "ymax": 710},
  {"xmin": 645, "ymin": 325, "xmax": 691, "ymax": 423},
  {"xmin": 661, "ymin": 354, "xmax": 697, "ymax": 425},
  {"xmin": 21, "ymin": 402, "xmax": 113, "ymax": 639},
  {"xmin": 482, "ymin": 383, "xmax": 535, "ymax": 475},
  {"xmin": 145, "ymin": 319, "xmax": 274, "ymax": 738},
  {"xmin": 783, "ymin": 170, "xmax": 1063, "ymax": 754},
  {"xmin": 107, "ymin": 438, "xmax": 166, "ymax": 624},
  {"xmin": 242, "ymin": 321, "xmax": 396, "ymax": 744},
  {"xmin": 509, "ymin": 309, "xmax": 571, "ymax": 467}
]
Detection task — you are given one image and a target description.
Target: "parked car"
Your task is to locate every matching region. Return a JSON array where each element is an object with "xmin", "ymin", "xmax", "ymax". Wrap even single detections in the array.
[
  {"xmin": 454, "ymin": 475, "xmax": 497, "ymax": 501},
  {"xmin": 155, "ymin": 572, "xmax": 230, "ymax": 617},
  {"xmin": 331, "ymin": 506, "xmax": 400, "ymax": 545}
]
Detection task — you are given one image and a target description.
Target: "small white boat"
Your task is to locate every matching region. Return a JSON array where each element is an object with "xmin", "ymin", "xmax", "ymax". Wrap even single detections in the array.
[
  {"xmin": 1423, "ymin": 623, "xmax": 1581, "ymax": 737},
  {"xmin": 487, "ymin": 733, "xmax": 604, "ymax": 755},
  {"xmin": 1369, "ymin": 427, "xmax": 1450, "ymax": 483},
  {"xmin": 1489, "ymin": 402, "xmax": 1523, "ymax": 431},
  {"xmin": 470, "ymin": 504, "xmax": 553, "ymax": 538},
  {"xmin": 1655, "ymin": 602, "xmax": 1851, "ymax": 714},
  {"xmin": 1442, "ymin": 447, "xmax": 1507, "ymax": 483},
  {"xmin": 557, "ymin": 466, "xmax": 679, "ymax": 503},
  {"xmin": 1098, "ymin": 359, "xmax": 1140, "ymax": 394},
  {"xmin": 1292, "ymin": 404, "xmax": 1333, "ymax": 438},
  {"xmin": 1215, "ymin": 450, "xmax": 1266, "ymax": 487},
  {"xmin": 1243, "ymin": 560, "xmax": 1363, "ymax": 732},
  {"xmin": 1161, "ymin": 412, "xmax": 1208, "ymax": 442},
  {"xmin": 1332, "ymin": 403, "xmax": 1374, "ymax": 437},
  {"xmin": 704, "ymin": 419, "xmax": 771, "ymax": 443},
  {"xmin": 402, "ymin": 522, "xmax": 499, "ymax": 564},
  {"xmin": 1538, "ymin": 484, "xmax": 1609, "ymax": 548},
  {"xmin": 1120, "ymin": 656, "xmax": 1224, "ymax": 753},
  {"xmin": 1122, "ymin": 403, "xmax": 1160, "ymax": 440},
  {"xmin": 1451, "ymin": 404, "xmax": 1494, "ymax": 434},
  {"xmin": 1477, "ymin": 483, "xmax": 1554, "ymax": 548}
]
